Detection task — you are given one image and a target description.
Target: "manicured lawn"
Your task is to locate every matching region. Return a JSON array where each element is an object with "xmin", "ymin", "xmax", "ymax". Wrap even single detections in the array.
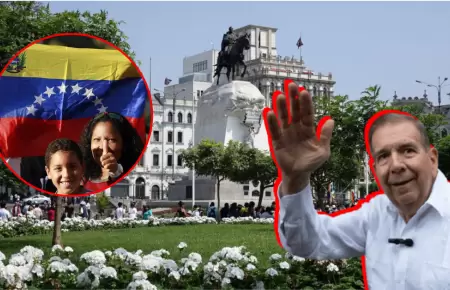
[{"xmin": 2, "ymin": 224, "xmax": 283, "ymax": 266}]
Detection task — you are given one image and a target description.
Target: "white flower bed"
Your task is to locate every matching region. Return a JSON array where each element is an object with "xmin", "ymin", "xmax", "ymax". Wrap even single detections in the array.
[
  {"xmin": 0, "ymin": 242, "xmax": 347, "ymax": 290},
  {"xmin": 0, "ymin": 216, "xmax": 274, "ymax": 238}
]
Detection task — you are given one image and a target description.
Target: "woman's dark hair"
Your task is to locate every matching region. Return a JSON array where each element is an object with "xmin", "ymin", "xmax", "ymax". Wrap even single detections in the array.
[{"xmin": 80, "ymin": 112, "xmax": 144, "ymax": 180}]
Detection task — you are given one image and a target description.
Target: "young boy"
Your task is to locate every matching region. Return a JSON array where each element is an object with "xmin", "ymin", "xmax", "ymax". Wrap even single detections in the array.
[{"xmin": 45, "ymin": 138, "xmax": 90, "ymax": 194}]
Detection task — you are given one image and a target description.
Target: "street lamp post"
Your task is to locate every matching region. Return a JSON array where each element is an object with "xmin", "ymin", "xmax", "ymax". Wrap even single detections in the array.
[
  {"xmin": 191, "ymin": 92, "xmax": 196, "ymax": 208},
  {"xmin": 154, "ymin": 92, "xmax": 165, "ymax": 199},
  {"xmin": 416, "ymin": 77, "xmax": 448, "ymax": 113}
]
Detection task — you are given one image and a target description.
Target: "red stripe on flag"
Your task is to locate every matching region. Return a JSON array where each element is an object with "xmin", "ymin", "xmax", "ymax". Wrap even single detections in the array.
[{"xmin": 0, "ymin": 117, "xmax": 146, "ymax": 158}]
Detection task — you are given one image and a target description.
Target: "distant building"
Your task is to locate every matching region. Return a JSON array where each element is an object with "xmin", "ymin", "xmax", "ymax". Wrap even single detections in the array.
[
  {"xmin": 106, "ymin": 52, "xmax": 215, "ymax": 200},
  {"xmin": 182, "ymin": 49, "xmax": 219, "ymax": 82},
  {"xmin": 391, "ymin": 90, "xmax": 450, "ymax": 137},
  {"xmin": 234, "ymin": 24, "xmax": 335, "ymax": 107}
]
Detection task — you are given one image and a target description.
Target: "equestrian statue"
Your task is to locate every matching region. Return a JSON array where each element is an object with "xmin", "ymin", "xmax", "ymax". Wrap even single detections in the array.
[{"xmin": 213, "ymin": 26, "xmax": 251, "ymax": 86}]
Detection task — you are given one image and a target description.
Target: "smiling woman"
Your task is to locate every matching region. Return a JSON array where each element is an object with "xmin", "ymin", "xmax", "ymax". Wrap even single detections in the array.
[{"xmin": 79, "ymin": 111, "xmax": 145, "ymax": 192}]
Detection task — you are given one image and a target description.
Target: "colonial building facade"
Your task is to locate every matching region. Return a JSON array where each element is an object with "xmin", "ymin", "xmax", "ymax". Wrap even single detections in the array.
[
  {"xmin": 106, "ymin": 24, "xmax": 335, "ymax": 201},
  {"xmin": 234, "ymin": 25, "xmax": 335, "ymax": 106}
]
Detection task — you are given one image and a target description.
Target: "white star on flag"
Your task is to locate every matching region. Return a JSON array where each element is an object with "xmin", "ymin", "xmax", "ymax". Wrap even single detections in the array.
[
  {"xmin": 83, "ymin": 88, "xmax": 95, "ymax": 99},
  {"xmin": 44, "ymin": 86, "xmax": 55, "ymax": 98},
  {"xmin": 26, "ymin": 85, "xmax": 106, "ymax": 118},
  {"xmin": 34, "ymin": 94, "xmax": 45, "ymax": 105},
  {"xmin": 93, "ymin": 97, "xmax": 103, "ymax": 106},
  {"xmin": 57, "ymin": 82, "xmax": 67, "ymax": 94},
  {"xmin": 71, "ymin": 83, "xmax": 82, "ymax": 94},
  {"xmin": 26, "ymin": 104, "xmax": 37, "ymax": 116},
  {"xmin": 97, "ymin": 104, "xmax": 108, "ymax": 113}
]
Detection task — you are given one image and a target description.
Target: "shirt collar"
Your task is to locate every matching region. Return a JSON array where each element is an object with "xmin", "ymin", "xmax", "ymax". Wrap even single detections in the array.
[
  {"xmin": 424, "ymin": 170, "xmax": 450, "ymax": 217},
  {"xmin": 386, "ymin": 169, "xmax": 450, "ymax": 217}
]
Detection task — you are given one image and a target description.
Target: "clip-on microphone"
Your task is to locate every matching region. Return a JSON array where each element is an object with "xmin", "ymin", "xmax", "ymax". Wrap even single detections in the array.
[{"xmin": 388, "ymin": 238, "xmax": 414, "ymax": 247}]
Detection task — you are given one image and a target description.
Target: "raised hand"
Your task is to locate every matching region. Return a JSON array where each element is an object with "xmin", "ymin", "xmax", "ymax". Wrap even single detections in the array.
[
  {"xmin": 265, "ymin": 81, "xmax": 335, "ymax": 194},
  {"xmin": 100, "ymin": 139, "xmax": 118, "ymax": 175}
]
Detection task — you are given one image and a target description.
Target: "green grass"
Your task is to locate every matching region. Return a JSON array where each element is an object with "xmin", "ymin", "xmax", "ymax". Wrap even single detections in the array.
[{"xmin": 1, "ymin": 224, "xmax": 283, "ymax": 267}]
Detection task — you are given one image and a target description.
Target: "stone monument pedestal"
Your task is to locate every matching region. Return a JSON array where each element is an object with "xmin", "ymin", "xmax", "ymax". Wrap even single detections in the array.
[
  {"xmin": 167, "ymin": 81, "xmax": 274, "ymax": 206},
  {"xmin": 194, "ymin": 80, "xmax": 268, "ymax": 151}
]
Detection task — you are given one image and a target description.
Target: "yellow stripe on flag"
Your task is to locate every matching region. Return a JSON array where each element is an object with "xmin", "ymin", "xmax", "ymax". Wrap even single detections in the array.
[{"xmin": 2, "ymin": 44, "xmax": 140, "ymax": 81}]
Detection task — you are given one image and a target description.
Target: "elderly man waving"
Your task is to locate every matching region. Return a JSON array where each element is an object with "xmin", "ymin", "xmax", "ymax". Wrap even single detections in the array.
[{"xmin": 266, "ymin": 81, "xmax": 450, "ymax": 290}]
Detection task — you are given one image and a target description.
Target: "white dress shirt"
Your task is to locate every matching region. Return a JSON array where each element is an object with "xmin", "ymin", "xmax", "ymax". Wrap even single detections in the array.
[{"xmin": 279, "ymin": 170, "xmax": 450, "ymax": 290}]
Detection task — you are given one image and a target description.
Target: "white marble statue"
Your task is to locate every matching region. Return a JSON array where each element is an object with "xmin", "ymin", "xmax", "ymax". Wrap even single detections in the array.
[{"xmin": 194, "ymin": 81, "xmax": 269, "ymax": 152}]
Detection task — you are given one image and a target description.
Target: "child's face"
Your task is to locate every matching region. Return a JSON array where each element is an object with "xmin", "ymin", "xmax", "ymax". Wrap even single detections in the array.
[
  {"xmin": 45, "ymin": 151, "xmax": 84, "ymax": 194},
  {"xmin": 91, "ymin": 121, "xmax": 123, "ymax": 165}
]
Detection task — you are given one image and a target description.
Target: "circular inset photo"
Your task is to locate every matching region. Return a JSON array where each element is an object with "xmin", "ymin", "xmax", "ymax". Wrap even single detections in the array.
[{"xmin": 0, "ymin": 33, "xmax": 152, "ymax": 197}]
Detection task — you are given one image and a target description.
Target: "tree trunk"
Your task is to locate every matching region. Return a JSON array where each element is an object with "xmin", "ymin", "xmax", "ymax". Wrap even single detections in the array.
[
  {"xmin": 216, "ymin": 177, "xmax": 221, "ymax": 221},
  {"xmin": 52, "ymin": 196, "xmax": 63, "ymax": 247},
  {"xmin": 258, "ymin": 183, "xmax": 265, "ymax": 208}
]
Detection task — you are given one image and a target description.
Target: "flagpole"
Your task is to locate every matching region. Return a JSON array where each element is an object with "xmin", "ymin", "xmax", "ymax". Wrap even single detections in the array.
[
  {"xmin": 299, "ymin": 34, "xmax": 302, "ymax": 65},
  {"xmin": 149, "ymin": 57, "xmax": 152, "ymax": 91}
]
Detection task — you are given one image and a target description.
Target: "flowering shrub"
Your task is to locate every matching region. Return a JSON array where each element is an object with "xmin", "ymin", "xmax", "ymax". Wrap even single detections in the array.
[
  {"xmin": 0, "ymin": 243, "xmax": 363, "ymax": 289},
  {"xmin": 0, "ymin": 216, "xmax": 274, "ymax": 239}
]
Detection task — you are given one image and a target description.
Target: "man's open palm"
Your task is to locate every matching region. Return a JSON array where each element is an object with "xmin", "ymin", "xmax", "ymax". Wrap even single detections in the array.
[{"xmin": 266, "ymin": 81, "xmax": 335, "ymax": 191}]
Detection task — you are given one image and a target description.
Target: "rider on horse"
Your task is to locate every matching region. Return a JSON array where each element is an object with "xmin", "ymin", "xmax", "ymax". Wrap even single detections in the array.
[{"xmin": 220, "ymin": 26, "xmax": 237, "ymax": 65}]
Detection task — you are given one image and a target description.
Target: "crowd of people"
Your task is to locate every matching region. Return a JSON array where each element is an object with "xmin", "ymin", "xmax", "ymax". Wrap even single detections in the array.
[
  {"xmin": 315, "ymin": 200, "xmax": 360, "ymax": 214},
  {"xmin": 0, "ymin": 197, "xmax": 92, "ymax": 221},
  {"xmin": 174, "ymin": 201, "xmax": 277, "ymax": 220},
  {"xmin": 0, "ymin": 193, "xmax": 362, "ymax": 223}
]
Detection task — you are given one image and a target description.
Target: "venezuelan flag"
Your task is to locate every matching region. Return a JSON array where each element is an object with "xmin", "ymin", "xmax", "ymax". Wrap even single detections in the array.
[{"xmin": 0, "ymin": 44, "xmax": 148, "ymax": 158}]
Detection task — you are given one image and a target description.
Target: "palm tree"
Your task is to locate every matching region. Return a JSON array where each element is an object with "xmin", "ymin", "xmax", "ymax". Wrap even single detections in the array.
[{"xmin": 361, "ymin": 85, "xmax": 381, "ymax": 99}]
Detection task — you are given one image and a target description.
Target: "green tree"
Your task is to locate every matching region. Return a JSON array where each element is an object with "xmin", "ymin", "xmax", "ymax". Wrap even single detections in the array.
[
  {"xmin": 0, "ymin": 1, "xmax": 138, "ymax": 246},
  {"xmin": 181, "ymin": 139, "xmax": 232, "ymax": 217},
  {"xmin": 96, "ymin": 191, "xmax": 110, "ymax": 217},
  {"xmin": 228, "ymin": 147, "xmax": 278, "ymax": 208},
  {"xmin": 358, "ymin": 182, "xmax": 379, "ymax": 197},
  {"xmin": 310, "ymin": 95, "xmax": 358, "ymax": 206},
  {"xmin": 436, "ymin": 135, "xmax": 450, "ymax": 179},
  {"xmin": 352, "ymin": 85, "xmax": 389, "ymax": 150},
  {"xmin": 307, "ymin": 85, "xmax": 388, "ymax": 207},
  {"xmin": 0, "ymin": 2, "xmax": 137, "ymax": 70},
  {"xmin": 389, "ymin": 103, "xmax": 447, "ymax": 146},
  {"xmin": 0, "ymin": 2, "xmax": 152, "ymax": 132},
  {"xmin": 0, "ymin": 162, "xmax": 27, "ymax": 195}
]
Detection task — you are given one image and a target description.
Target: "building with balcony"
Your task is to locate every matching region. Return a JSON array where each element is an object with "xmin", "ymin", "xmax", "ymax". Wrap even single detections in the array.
[{"xmin": 234, "ymin": 25, "xmax": 335, "ymax": 106}]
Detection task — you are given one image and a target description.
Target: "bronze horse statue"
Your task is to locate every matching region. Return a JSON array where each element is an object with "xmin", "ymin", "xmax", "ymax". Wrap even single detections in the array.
[{"xmin": 213, "ymin": 33, "xmax": 251, "ymax": 86}]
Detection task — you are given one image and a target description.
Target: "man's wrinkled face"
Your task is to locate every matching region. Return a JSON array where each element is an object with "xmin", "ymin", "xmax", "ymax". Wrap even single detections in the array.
[{"xmin": 371, "ymin": 121, "xmax": 438, "ymax": 215}]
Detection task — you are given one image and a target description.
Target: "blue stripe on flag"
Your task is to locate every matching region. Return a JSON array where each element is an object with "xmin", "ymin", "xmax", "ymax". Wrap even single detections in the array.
[{"xmin": 0, "ymin": 76, "xmax": 147, "ymax": 120}]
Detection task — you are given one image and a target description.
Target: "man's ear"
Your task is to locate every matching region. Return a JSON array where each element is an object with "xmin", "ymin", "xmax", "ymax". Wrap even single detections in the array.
[{"xmin": 428, "ymin": 146, "xmax": 438, "ymax": 171}]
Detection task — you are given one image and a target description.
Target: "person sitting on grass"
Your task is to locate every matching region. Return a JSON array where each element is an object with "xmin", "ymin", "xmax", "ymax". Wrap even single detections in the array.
[
  {"xmin": 44, "ymin": 138, "xmax": 91, "ymax": 195},
  {"xmin": 142, "ymin": 205, "xmax": 153, "ymax": 220},
  {"xmin": 175, "ymin": 201, "xmax": 189, "ymax": 217}
]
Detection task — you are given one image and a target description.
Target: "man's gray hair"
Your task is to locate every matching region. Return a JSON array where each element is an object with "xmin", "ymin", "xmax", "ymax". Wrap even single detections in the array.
[{"xmin": 368, "ymin": 113, "xmax": 430, "ymax": 154}]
